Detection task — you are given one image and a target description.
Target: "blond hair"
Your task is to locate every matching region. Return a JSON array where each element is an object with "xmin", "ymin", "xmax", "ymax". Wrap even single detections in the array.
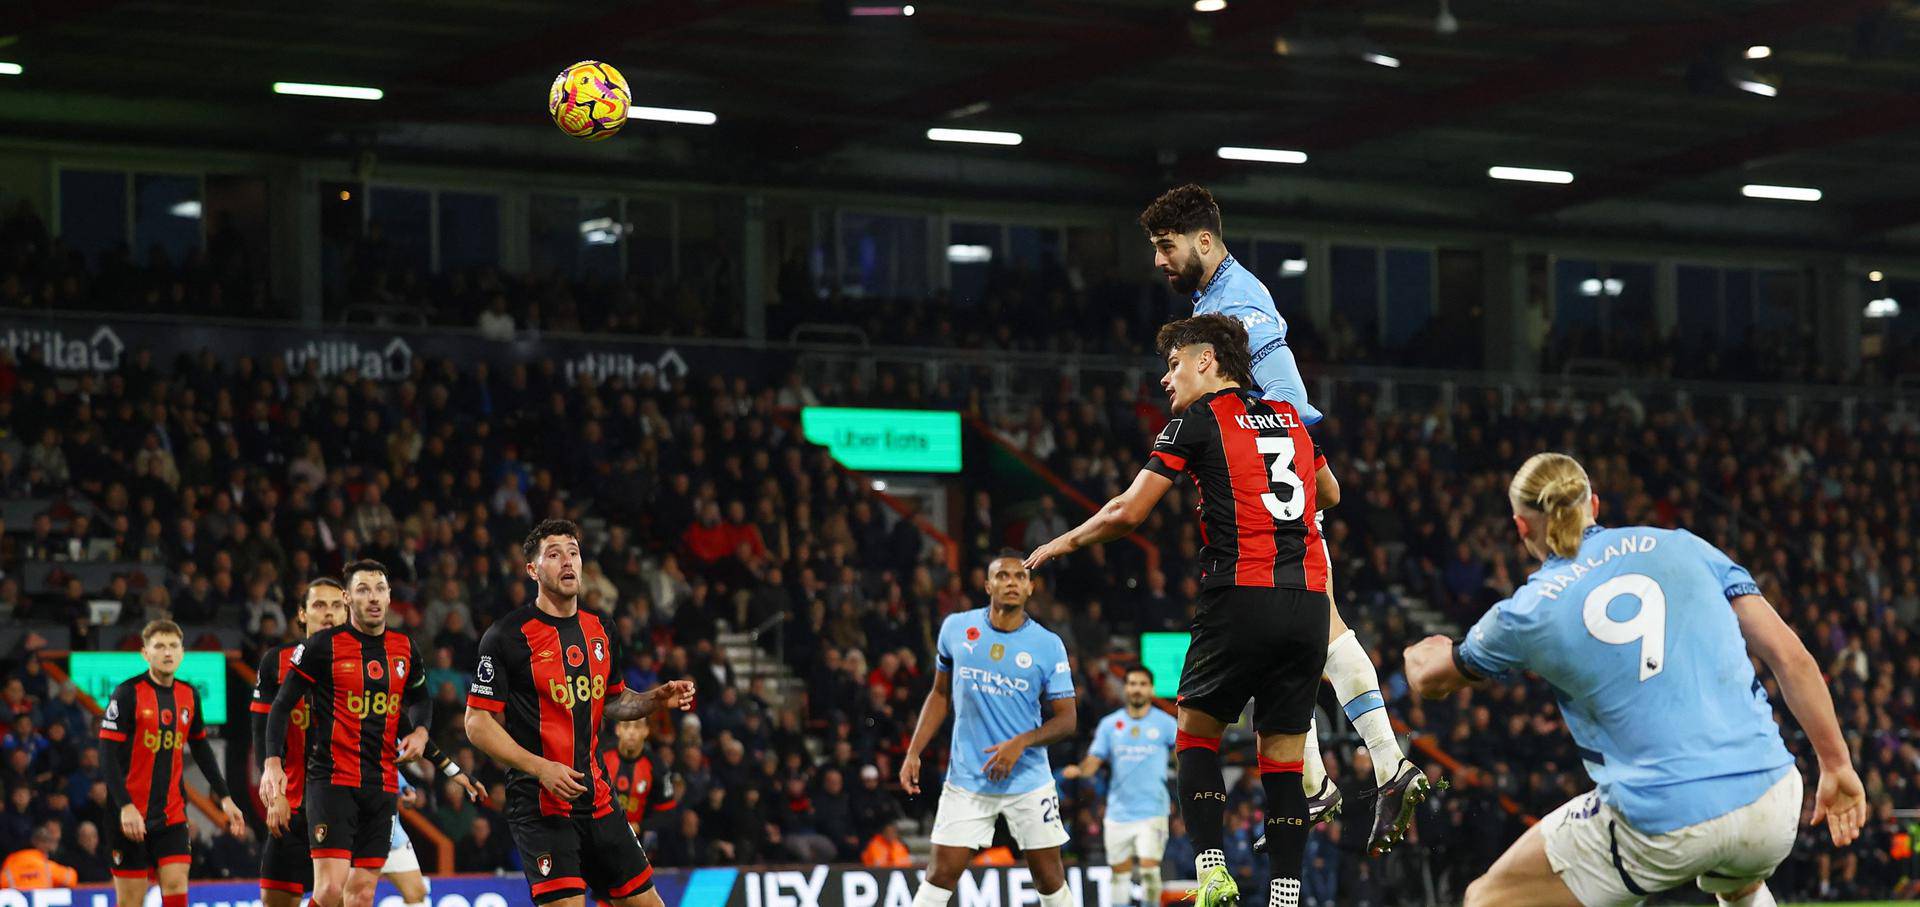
[{"xmin": 1508, "ymin": 453, "xmax": 1593, "ymax": 559}]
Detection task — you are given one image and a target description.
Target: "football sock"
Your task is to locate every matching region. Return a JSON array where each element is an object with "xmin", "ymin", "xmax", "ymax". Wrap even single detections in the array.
[
  {"xmin": 912, "ymin": 881, "xmax": 953, "ymax": 907},
  {"xmin": 1259, "ymin": 757, "xmax": 1308, "ymax": 879},
  {"xmin": 1107, "ymin": 869, "xmax": 1130, "ymax": 907},
  {"xmin": 1300, "ymin": 718, "xmax": 1326, "ymax": 792},
  {"xmin": 1324, "ymin": 630, "xmax": 1403, "ymax": 786},
  {"xmin": 1038, "ymin": 883, "xmax": 1075, "ymax": 907},
  {"xmin": 1717, "ymin": 885, "xmax": 1776, "ymax": 907},
  {"xmin": 1176, "ymin": 731, "xmax": 1226, "ymax": 855},
  {"xmin": 1139, "ymin": 865, "xmax": 1162, "ymax": 907}
]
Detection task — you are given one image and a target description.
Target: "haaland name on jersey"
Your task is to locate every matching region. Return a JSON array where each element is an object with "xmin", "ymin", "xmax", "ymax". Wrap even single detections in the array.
[{"xmin": 1529, "ymin": 531, "xmax": 1661, "ymax": 601}]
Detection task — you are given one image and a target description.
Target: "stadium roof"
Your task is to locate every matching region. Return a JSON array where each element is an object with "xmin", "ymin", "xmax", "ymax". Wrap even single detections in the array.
[{"xmin": 5, "ymin": 0, "xmax": 1920, "ymax": 247}]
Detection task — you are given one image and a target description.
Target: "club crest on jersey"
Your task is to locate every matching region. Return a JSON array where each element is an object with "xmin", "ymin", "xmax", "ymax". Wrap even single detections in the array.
[
  {"xmin": 566, "ymin": 645, "xmax": 585, "ymax": 668},
  {"xmin": 593, "ymin": 639, "xmax": 606, "ymax": 662},
  {"xmin": 1157, "ymin": 419, "xmax": 1183, "ymax": 444},
  {"xmin": 636, "ymin": 779, "xmax": 648, "ymax": 793},
  {"xmin": 392, "ymin": 658, "xmax": 407, "ymax": 679},
  {"xmin": 367, "ymin": 660, "xmax": 385, "ymax": 680},
  {"xmin": 988, "ymin": 643, "xmax": 1004, "ymax": 661},
  {"xmin": 179, "ymin": 708, "xmax": 191, "ymax": 726},
  {"xmin": 477, "ymin": 656, "xmax": 495, "ymax": 683},
  {"xmin": 537, "ymin": 854, "xmax": 553, "ymax": 877},
  {"xmin": 1147, "ymin": 727, "xmax": 1162, "ymax": 740},
  {"xmin": 1015, "ymin": 651, "xmax": 1033, "ymax": 669},
  {"xmin": 314, "ymin": 824, "xmax": 328, "ymax": 844}
]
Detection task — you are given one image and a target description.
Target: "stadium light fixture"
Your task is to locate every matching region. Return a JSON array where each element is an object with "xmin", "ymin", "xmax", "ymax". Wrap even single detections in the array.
[
  {"xmin": 1869, "ymin": 270, "xmax": 1885, "ymax": 282},
  {"xmin": 1281, "ymin": 259, "xmax": 1308, "ymax": 276},
  {"xmin": 1745, "ymin": 45, "xmax": 1772, "ymax": 59},
  {"xmin": 169, "ymin": 201, "xmax": 202, "ymax": 219},
  {"xmin": 927, "ymin": 127, "xmax": 1023, "ymax": 146},
  {"xmin": 1193, "ymin": 0, "xmax": 1227, "ymax": 11},
  {"xmin": 1866, "ymin": 297, "xmax": 1900, "ymax": 318},
  {"xmin": 273, "ymin": 81, "xmax": 383, "ymax": 100},
  {"xmin": 870, "ymin": 479, "xmax": 889, "ymax": 492},
  {"xmin": 630, "ymin": 106, "xmax": 718, "ymax": 125},
  {"xmin": 0, "ymin": 63, "xmax": 21, "ymax": 76},
  {"xmin": 1362, "ymin": 52, "xmax": 1402, "ymax": 68},
  {"xmin": 1489, "ymin": 165, "xmax": 1573, "ymax": 184},
  {"xmin": 1217, "ymin": 146, "xmax": 1308, "ymax": 164},
  {"xmin": 1734, "ymin": 77, "xmax": 1777, "ymax": 97},
  {"xmin": 947, "ymin": 245, "xmax": 993, "ymax": 263},
  {"xmin": 1742, "ymin": 183, "xmax": 1820, "ymax": 202},
  {"xmin": 850, "ymin": 5, "xmax": 913, "ymax": 15}
]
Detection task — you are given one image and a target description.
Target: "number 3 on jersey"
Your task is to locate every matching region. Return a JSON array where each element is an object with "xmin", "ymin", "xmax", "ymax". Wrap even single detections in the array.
[
  {"xmin": 1254, "ymin": 435, "xmax": 1307, "ymax": 521},
  {"xmin": 1583, "ymin": 573, "xmax": 1667, "ymax": 682}
]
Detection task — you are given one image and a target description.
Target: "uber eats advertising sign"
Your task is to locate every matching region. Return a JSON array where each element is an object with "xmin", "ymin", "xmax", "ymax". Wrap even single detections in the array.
[
  {"xmin": 801, "ymin": 408, "xmax": 962, "ymax": 473},
  {"xmin": 68, "ymin": 652, "xmax": 230, "ymax": 724}
]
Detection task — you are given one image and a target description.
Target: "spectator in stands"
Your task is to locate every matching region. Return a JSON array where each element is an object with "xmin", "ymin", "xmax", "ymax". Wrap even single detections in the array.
[
  {"xmin": 0, "ymin": 823, "xmax": 74, "ymax": 889},
  {"xmin": 57, "ymin": 820, "xmax": 109, "ymax": 883},
  {"xmin": 861, "ymin": 824, "xmax": 912, "ymax": 868},
  {"xmin": 453, "ymin": 816, "xmax": 512, "ymax": 874}
]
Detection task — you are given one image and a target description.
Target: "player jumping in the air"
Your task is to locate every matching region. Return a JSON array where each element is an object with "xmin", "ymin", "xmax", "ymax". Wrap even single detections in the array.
[
  {"xmin": 1138, "ymin": 184, "xmax": 1429, "ymax": 854},
  {"xmin": 465, "ymin": 520, "xmax": 694, "ymax": 907},
  {"xmin": 1062, "ymin": 665, "xmax": 1176, "ymax": 907},
  {"xmin": 261, "ymin": 559, "xmax": 431, "ymax": 907},
  {"xmin": 901, "ymin": 553, "xmax": 1078, "ymax": 907},
  {"xmin": 1404, "ymin": 453, "xmax": 1870, "ymax": 907},
  {"xmin": 101, "ymin": 619, "xmax": 248, "ymax": 907},
  {"xmin": 253, "ymin": 578, "xmax": 349, "ymax": 907},
  {"xmin": 1028, "ymin": 314, "xmax": 1327, "ymax": 907}
]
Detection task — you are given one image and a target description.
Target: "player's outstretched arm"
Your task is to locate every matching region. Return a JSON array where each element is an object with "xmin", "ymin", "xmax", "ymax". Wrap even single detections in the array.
[
  {"xmin": 1315, "ymin": 464, "xmax": 1340, "ymax": 510},
  {"xmin": 1405, "ymin": 635, "xmax": 1478, "ymax": 700},
  {"xmin": 1731, "ymin": 593, "xmax": 1868, "ymax": 846},
  {"xmin": 1025, "ymin": 469, "xmax": 1174, "ymax": 569},
  {"xmin": 604, "ymin": 680, "xmax": 695, "ymax": 721},
  {"xmin": 1062, "ymin": 753, "xmax": 1104, "ymax": 781},
  {"xmin": 900, "ymin": 670, "xmax": 953, "ymax": 796}
]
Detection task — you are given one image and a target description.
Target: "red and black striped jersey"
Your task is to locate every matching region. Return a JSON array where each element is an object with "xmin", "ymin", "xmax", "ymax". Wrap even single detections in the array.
[
  {"xmin": 251, "ymin": 641, "xmax": 310, "ymax": 810},
  {"xmin": 600, "ymin": 747, "xmax": 675, "ymax": 826},
  {"xmin": 286, "ymin": 625, "xmax": 426, "ymax": 793},
  {"xmin": 1144, "ymin": 388, "xmax": 1329, "ymax": 592},
  {"xmin": 99, "ymin": 674, "xmax": 208, "ymax": 827},
  {"xmin": 468, "ymin": 604, "xmax": 626, "ymax": 820}
]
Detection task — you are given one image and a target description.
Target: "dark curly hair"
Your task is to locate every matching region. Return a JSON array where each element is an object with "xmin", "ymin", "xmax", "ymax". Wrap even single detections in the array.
[
  {"xmin": 1139, "ymin": 183, "xmax": 1223, "ymax": 238},
  {"xmin": 1155, "ymin": 313, "xmax": 1253, "ymax": 388},
  {"xmin": 522, "ymin": 518, "xmax": 583, "ymax": 561}
]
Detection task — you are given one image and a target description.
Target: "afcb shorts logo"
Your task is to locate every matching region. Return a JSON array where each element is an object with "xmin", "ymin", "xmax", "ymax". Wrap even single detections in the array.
[
  {"xmin": 537, "ymin": 854, "xmax": 553, "ymax": 877},
  {"xmin": 112, "ymin": 851, "xmax": 121, "ymax": 865},
  {"xmin": 314, "ymin": 824, "xmax": 329, "ymax": 844}
]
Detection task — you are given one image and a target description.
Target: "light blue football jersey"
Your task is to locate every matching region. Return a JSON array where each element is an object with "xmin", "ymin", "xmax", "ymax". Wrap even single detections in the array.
[
  {"xmin": 936, "ymin": 609, "xmax": 1076, "ymax": 796},
  {"xmin": 1088, "ymin": 706, "xmax": 1176, "ymax": 823},
  {"xmin": 1192, "ymin": 253, "xmax": 1323, "ymax": 426},
  {"xmin": 1456, "ymin": 525, "xmax": 1794, "ymax": 834}
]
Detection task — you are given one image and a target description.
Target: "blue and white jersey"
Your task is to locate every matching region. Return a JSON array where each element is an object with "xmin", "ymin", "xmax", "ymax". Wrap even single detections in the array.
[
  {"xmin": 1088, "ymin": 706, "xmax": 1176, "ymax": 823},
  {"xmin": 936, "ymin": 609, "xmax": 1075, "ymax": 796},
  {"xmin": 1455, "ymin": 525, "xmax": 1794, "ymax": 834},
  {"xmin": 1192, "ymin": 253, "xmax": 1322, "ymax": 426}
]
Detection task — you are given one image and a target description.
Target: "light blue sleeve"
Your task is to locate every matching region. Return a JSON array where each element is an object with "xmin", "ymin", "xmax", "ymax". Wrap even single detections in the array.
[
  {"xmin": 1682, "ymin": 531, "xmax": 1761, "ymax": 599},
  {"xmin": 1088, "ymin": 719, "xmax": 1112, "ymax": 761},
  {"xmin": 1042, "ymin": 635, "xmax": 1076, "ymax": 701},
  {"xmin": 936, "ymin": 617, "xmax": 954, "ymax": 673},
  {"xmin": 1455, "ymin": 598, "xmax": 1531, "ymax": 682}
]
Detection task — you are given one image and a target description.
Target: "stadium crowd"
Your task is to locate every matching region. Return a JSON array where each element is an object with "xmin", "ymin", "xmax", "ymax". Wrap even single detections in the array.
[{"xmin": 0, "ymin": 277, "xmax": 1917, "ymax": 901}]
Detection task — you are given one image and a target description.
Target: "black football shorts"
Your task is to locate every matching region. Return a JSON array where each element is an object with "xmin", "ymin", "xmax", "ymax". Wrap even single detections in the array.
[
  {"xmin": 1177, "ymin": 585, "xmax": 1330, "ymax": 733},
  {"xmin": 509, "ymin": 810, "xmax": 656, "ymax": 905},
  {"xmin": 259, "ymin": 807, "xmax": 314, "ymax": 894},
  {"xmin": 306, "ymin": 783, "xmax": 397, "ymax": 868},
  {"xmin": 108, "ymin": 821, "xmax": 191, "ymax": 879}
]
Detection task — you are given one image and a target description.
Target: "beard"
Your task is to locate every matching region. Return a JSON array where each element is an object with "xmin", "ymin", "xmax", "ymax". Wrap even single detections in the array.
[{"xmin": 1167, "ymin": 255, "xmax": 1205, "ymax": 295}]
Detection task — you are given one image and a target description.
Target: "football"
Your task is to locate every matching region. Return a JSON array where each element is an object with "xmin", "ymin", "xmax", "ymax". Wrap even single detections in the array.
[{"xmin": 548, "ymin": 60, "xmax": 630, "ymax": 141}]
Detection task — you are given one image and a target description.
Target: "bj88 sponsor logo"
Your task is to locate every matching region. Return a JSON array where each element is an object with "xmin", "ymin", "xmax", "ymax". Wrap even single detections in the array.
[
  {"xmin": 347, "ymin": 691, "xmax": 403, "ymax": 718},
  {"xmin": 548, "ymin": 673, "xmax": 607, "ymax": 708}
]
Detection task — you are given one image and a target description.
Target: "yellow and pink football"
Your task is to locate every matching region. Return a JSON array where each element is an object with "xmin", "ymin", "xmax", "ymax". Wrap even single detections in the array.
[{"xmin": 548, "ymin": 60, "xmax": 630, "ymax": 141}]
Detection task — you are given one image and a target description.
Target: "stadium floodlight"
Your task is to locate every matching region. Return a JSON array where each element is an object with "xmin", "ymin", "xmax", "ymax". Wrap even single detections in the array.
[
  {"xmin": 947, "ymin": 245, "xmax": 993, "ymax": 263},
  {"xmin": 1745, "ymin": 45, "xmax": 1772, "ymax": 59},
  {"xmin": 1579, "ymin": 278, "xmax": 1603, "ymax": 297},
  {"xmin": 1742, "ymin": 184, "xmax": 1820, "ymax": 202},
  {"xmin": 1866, "ymin": 297, "xmax": 1900, "ymax": 319},
  {"xmin": 0, "ymin": 63, "xmax": 21, "ymax": 76},
  {"xmin": 273, "ymin": 82, "xmax": 383, "ymax": 100},
  {"xmin": 1217, "ymin": 146, "xmax": 1308, "ymax": 164},
  {"xmin": 850, "ymin": 5, "xmax": 914, "ymax": 15},
  {"xmin": 631, "ymin": 106, "xmax": 718, "ymax": 125},
  {"xmin": 169, "ymin": 201, "xmax": 202, "ymax": 219},
  {"xmin": 1362, "ymin": 52, "xmax": 1402, "ymax": 68},
  {"xmin": 1869, "ymin": 270, "xmax": 1885, "ymax": 282},
  {"xmin": 927, "ymin": 127, "xmax": 1022, "ymax": 145},
  {"xmin": 1489, "ymin": 165, "xmax": 1574, "ymax": 184},
  {"xmin": 1193, "ymin": 0, "xmax": 1227, "ymax": 11},
  {"xmin": 1281, "ymin": 259, "xmax": 1308, "ymax": 275},
  {"xmin": 1735, "ymin": 78, "xmax": 1777, "ymax": 97}
]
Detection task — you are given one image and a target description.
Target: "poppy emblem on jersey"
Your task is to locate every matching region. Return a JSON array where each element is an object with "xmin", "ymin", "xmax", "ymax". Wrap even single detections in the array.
[
  {"xmin": 537, "ymin": 854, "xmax": 553, "ymax": 877},
  {"xmin": 1114, "ymin": 720, "xmax": 1124, "ymax": 730},
  {"xmin": 566, "ymin": 645, "xmax": 585, "ymax": 668},
  {"xmin": 965, "ymin": 627, "xmax": 980, "ymax": 642},
  {"xmin": 477, "ymin": 656, "xmax": 495, "ymax": 683},
  {"xmin": 314, "ymin": 824, "xmax": 329, "ymax": 844},
  {"xmin": 593, "ymin": 639, "xmax": 606, "ymax": 662},
  {"xmin": 393, "ymin": 658, "xmax": 407, "ymax": 679},
  {"xmin": 1015, "ymin": 652, "xmax": 1033, "ymax": 669},
  {"xmin": 617, "ymin": 776, "xmax": 630, "ymax": 791},
  {"xmin": 160, "ymin": 709, "xmax": 173, "ymax": 726},
  {"xmin": 989, "ymin": 643, "xmax": 1004, "ymax": 661},
  {"xmin": 367, "ymin": 660, "xmax": 385, "ymax": 680}
]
